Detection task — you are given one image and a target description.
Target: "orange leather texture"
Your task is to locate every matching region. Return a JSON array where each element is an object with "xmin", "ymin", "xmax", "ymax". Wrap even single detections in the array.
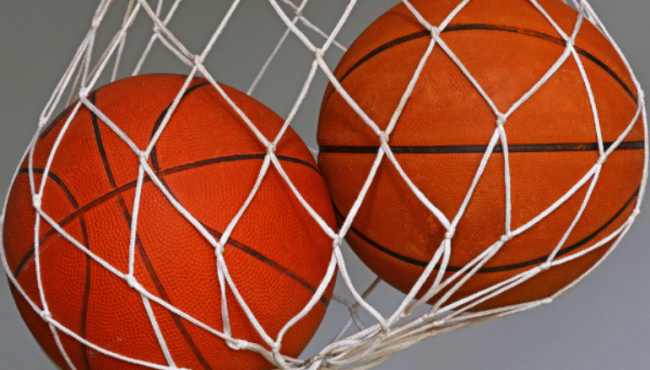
[
  {"xmin": 4, "ymin": 74, "xmax": 336, "ymax": 370},
  {"xmin": 318, "ymin": 0, "xmax": 644, "ymax": 310}
]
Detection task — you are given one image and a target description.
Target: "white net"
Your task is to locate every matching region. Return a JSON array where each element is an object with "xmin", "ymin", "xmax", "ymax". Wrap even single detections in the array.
[{"xmin": 0, "ymin": 0, "xmax": 646, "ymax": 370}]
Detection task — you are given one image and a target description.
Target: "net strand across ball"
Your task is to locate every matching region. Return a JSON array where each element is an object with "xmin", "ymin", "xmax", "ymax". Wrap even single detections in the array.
[{"xmin": 0, "ymin": 0, "xmax": 646, "ymax": 370}]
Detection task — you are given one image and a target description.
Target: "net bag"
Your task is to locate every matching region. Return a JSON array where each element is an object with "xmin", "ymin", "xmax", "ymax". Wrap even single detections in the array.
[{"xmin": 1, "ymin": 0, "xmax": 647, "ymax": 370}]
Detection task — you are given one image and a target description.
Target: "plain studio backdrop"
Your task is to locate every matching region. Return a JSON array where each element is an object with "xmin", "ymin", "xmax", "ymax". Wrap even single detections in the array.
[{"xmin": 0, "ymin": 0, "xmax": 649, "ymax": 369}]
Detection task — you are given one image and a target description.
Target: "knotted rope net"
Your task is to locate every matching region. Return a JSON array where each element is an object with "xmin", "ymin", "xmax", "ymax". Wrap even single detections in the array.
[{"xmin": 1, "ymin": 0, "xmax": 646, "ymax": 369}]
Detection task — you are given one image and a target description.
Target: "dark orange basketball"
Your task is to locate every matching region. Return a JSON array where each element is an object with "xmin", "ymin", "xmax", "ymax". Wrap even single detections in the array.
[
  {"xmin": 318, "ymin": 0, "xmax": 644, "ymax": 310},
  {"xmin": 3, "ymin": 74, "xmax": 336, "ymax": 370}
]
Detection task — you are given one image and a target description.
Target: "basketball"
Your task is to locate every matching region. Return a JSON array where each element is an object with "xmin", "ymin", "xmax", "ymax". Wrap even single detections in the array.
[
  {"xmin": 318, "ymin": 0, "xmax": 644, "ymax": 310},
  {"xmin": 3, "ymin": 74, "xmax": 336, "ymax": 369}
]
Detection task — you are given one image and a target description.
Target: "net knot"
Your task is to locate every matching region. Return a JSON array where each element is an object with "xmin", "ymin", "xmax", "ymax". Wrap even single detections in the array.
[
  {"xmin": 314, "ymin": 48, "xmax": 324, "ymax": 60},
  {"xmin": 539, "ymin": 262, "xmax": 552, "ymax": 272},
  {"xmin": 91, "ymin": 18, "xmax": 101, "ymax": 29},
  {"xmin": 496, "ymin": 113, "xmax": 507, "ymax": 127},
  {"xmin": 295, "ymin": 9, "xmax": 303, "ymax": 17},
  {"xmin": 40, "ymin": 310, "xmax": 53, "ymax": 323},
  {"xmin": 333, "ymin": 235, "xmax": 342, "ymax": 249},
  {"xmin": 139, "ymin": 151, "xmax": 149, "ymax": 163},
  {"xmin": 226, "ymin": 339, "xmax": 245, "ymax": 351},
  {"xmin": 500, "ymin": 233, "xmax": 512, "ymax": 243},
  {"xmin": 32, "ymin": 194, "xmax": 42, "ymax": 209},
  {"xmin": 267, "ymin": 142, "xmax": 276, "ymax": 155},
  {"xmin": 38, "ymin": 117, "xmax": 48, "ymax": 129},
  {"xmin": 271, "ymin": 342, "xmax": 282, "ymax": 353},
  {"xmin": 125, "ymin": 275, "xmax": 139, "ymax": 290},
  {"xmin": 193, "ymin": 54, "xmax": 205, "ymax": 66},
  {"xmin": 565, "ymin": 37, "xmax": 575, "ymax": 50},
  {"xmin": 79, "ymin": 87, "xmax": 91, "ymax": 99},
  {"xmin": 597, "ymin": 154, "xmax": 607, "ymax": 165},
  {"xmin": 445, "ymin": 228, "xmax": 455, "ymax": 239},
  {"xmin": 632, "ymin": 209, "xmax": 641, "ymax": 219},
  {"xmin": 638, "ymin": 89, "xmax": 645, "ymax": 101},
  {"xmin": 153, "ymin": 25, "xmax": 162, "ymax": 34},
  {"xmin": 429, "ymin": 26, "xmax": 441, "ymax": 38},
  {"xmin": 379, "ymin": 132, "xmax": 390, "ymax": 145},
  {"xmin": 215, "ymin": 242, "xmax": 224, "ymax": 257}
]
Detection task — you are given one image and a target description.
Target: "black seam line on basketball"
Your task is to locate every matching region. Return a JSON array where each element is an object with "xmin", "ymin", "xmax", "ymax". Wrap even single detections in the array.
[
  {"xmin": 150, "ymin": 81, "xmax": 212, "ymax": 172},
  {"xmin": 334, "ymin": 187, "xmax": 638, "ymax": 273},
  {"xmin": 145, "ymin": 71, "xmax": 328, "ymax": 310},
  {"xmin": 158, "ymin": 155, "xmax": 327, "ymax": 308},
  {"xmin": 9, "ymin": 168, "xmax": 93, "ymax": 370},
  {"xmin": 324, "ymin": 24, "xmax": 637, "ymax": 109},
  {"xmin": 163, "ymin": 154, "xmax": 320, "ymax": 175},
  {"xmin": 90, "ymin": 91, "xmax": 118, "ymax": 189},
  {"xmin": 81, "ymin": 91, "xmax": 105, "ymax": 370},
  {"xmin": 12, "ymin": 153, "xmax": 324, "ymax": 320},
  {"xmin": 155, "ymin": 152, "xmax": 328, "ymax": 308},
  {"xmin": 40, "ymin": 105, "xmax": 74, "ymax": 140},
  {"xmin": 12, "ymin": 168, "xmax": 86, "ymax": 276},
  {"xmin": 451, "ymin": 24, "xmax": 638, "ymax": 102},
  {"xmin": 89, "ymin": 92, "xmax": 214, "ymax": 370},
  {"xmin": 319, "ymin": 141, "xmax": 646, "ymax": 154},
  {"xmin": 12, "ymin": 154, "xmax": 319, "ymax": 280},
  {"xmin": 203, "ymin": 225, "xmax": 330, "ymax": 308},
  {"xmin": 143, "ymin": 157, "xmax": 221, "ymax": 370}
]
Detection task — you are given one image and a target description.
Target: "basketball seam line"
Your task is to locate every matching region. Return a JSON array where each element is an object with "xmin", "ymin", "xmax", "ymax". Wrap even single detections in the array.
[
  {"xmin": 322, "ymin": 23, "xmax": 638, "ymax": 111},
  {"xmin": 11, "ymin": 154, "xmax": 319, "ymax": 282},
  {"xmin": 319, "ymin": 141, "xmax": 645, "ymax": 154},
  {"xmin": 146, "ymin": 77, "xmax": 329, "ymax": 308},
  {"xmin": 90, "ymin": 91, "xmax": 214, "ymax": 370},
  {"xmin": 40, "ymin": 105, "xmax": 74, "ymax": 140},
  {"xmin": 7, "ymin": 168, "xmax": 93, "ymax": 370},
  {"xmin": 333, "ymin": 187, "xmax": 639, "ymax": 273},
  {"xmin": 12, "ymin": 160, "xmax": 329, "ymax": 350},
  {"xmin": 204, "ymin": 225, "xmax": 330, "ymax": 308},
  {"xmin": 150, "ymin": 80, "xmax": 211, "ymax": 172},
  {"xmin": 150, "ymin": 171, "xmax": 331, "ymax": 309},
  {"xmin": 39, "ymin": 79, "xmax": 212, "ymax": 144}
]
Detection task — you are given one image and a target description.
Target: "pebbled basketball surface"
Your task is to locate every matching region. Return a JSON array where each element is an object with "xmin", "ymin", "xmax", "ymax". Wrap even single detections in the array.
[
  {"xmin": 318, "ymin": 0, "xmax": 645, "ymax": 310},
  {"xmin": 3, "ymin": 74, "xmax": 336, "ymax": 370}
]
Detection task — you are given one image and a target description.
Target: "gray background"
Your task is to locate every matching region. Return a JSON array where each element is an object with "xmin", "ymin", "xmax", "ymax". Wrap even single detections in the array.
[{"xmin": 0, "ymin": 0, "xmax": 649, "ymax": 369}]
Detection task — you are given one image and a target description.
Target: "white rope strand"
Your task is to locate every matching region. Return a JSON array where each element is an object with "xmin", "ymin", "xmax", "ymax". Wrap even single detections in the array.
[
  {"xmin": 546, "ymin": 166, "xmax": 601, "ymax": 264},
  {"xmin": 199, "ymin": 0, "xmax": 242, "ymax": 62},
  {"xmin": 333, "ymin": 278, "xmax": 381, "ymax": 342},
  {"xmin": 112, "ymin": 0, "xmax": 137, "ymax": 82},
  {"xmin": 133, "ymin": 0, "xmax": 184, "ymax": 76},
  {"xmin": 128, "ymin": 164, "xmax": 147, "ymax": 278},
  {"xmin": 142, "ymin": 295, "xmax": 178, "ymax": 369}
]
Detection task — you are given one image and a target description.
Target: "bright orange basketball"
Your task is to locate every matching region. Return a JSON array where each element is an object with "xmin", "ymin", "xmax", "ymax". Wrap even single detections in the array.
[
  {"xmin": 318, "ymin": 0, "xmax": 644, "ymax": 310},
  {"xmin": 4, "ymin": 74, "xmax": 336, "ymax": 370}
]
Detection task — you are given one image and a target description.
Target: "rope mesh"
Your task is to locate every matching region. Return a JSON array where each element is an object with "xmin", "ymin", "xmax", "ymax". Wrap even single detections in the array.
[{"xmin": 0, "ymin": 0, "xmax": 646, "ymax": 369}]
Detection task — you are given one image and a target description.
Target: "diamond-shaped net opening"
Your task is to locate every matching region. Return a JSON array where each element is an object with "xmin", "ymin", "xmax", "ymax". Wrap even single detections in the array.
[{"xmin": 1, "ymin": 0, "xmax": 647, "ymax": 369}]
